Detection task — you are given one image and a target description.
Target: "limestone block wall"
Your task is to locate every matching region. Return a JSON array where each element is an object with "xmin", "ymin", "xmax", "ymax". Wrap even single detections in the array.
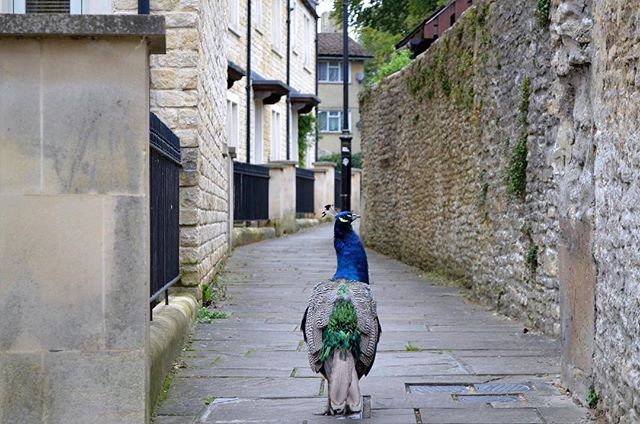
[
  {"xmin": 0, "ymin": 16, "xmax": 164, "ymax": 422},
  {"xmin": 361, "ymin": 0, "xmax": 560, "ymax": 334},
  {"xmin": 115, "ymin": 0, "xmax": 230, "ymax": 290}
]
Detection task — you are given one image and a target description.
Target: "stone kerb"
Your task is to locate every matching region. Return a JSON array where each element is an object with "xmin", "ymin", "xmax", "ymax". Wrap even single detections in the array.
[
  {"xmin": 0, "ymin": 13, "xmax": 165, "ymax": 424},
  {"xmin": 313, "ymin": 161, "xmax": 336, "ymax": 218},
  {"xmin": 265, "ymin": 160, "xmax": 298, "ymax": 235}
]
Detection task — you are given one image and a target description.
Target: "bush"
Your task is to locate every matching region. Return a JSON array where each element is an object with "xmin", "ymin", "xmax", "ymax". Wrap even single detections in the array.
[
  {"xmin": 370, "ymin": 49, "xmax": 412, "ymax": 85},
  {"xmin": 318, "ymin": 152, "xmax": 362, "ymax": 169}
]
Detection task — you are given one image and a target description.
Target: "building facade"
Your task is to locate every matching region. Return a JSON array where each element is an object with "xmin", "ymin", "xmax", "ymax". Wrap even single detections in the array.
[
  {"xmin": 317, "ymin": 17, "xmax": 371, "ymax": 156},
  {"xmin": 226, "ymin": 0, "xmax": 319, "ymax": 167}
]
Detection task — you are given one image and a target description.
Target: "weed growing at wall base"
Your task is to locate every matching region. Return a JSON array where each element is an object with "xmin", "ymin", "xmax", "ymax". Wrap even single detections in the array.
[
  {"xmin": 197, "ymin": 308, "xmax": 228, "ymax": 324},
  {"xmin": 505, "ymin": 78, "xmax": 531, "ymax": 199}
]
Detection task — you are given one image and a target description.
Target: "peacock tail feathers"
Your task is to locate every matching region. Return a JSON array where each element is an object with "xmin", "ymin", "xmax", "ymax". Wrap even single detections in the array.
[{"xmin": 319, "ymin": 290, "xmax": 361, "ymax": 362}]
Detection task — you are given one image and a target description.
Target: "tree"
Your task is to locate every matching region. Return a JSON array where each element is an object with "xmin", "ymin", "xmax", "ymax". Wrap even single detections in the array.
[{"xmin": 331, "ymin": 0, "xmax": 448, "ymax": 83}]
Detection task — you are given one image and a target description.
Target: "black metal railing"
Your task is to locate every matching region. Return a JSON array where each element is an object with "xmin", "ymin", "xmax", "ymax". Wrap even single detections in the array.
[
  {"xmin": 334, "ymin": 170, "xmax": 342, "ymax": 210},
  {"xmin": 296, "ymin": 168, "xmax": 315, "ymax": 214},
  {"xmin": 149, "ymin": 112, "xmax": 181, "ymax": 314},
  {"xmin": 234, "ymin": 161, "xmax": 270, "ymax": 221}
]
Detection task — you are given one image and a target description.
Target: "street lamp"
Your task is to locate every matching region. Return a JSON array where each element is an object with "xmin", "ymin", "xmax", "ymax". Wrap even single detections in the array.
[{"xmin": 340, "ymin": 0, "xmax": 352, "ymax": 211}]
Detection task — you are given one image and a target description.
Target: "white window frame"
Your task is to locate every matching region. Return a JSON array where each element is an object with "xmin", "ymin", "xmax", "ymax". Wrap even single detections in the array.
[
  {"xmin": 291, "ymin": 5, "xmax": 298, "ymax": 54},
  {"xmin": 229, "ymin": 0, "xmax": 240, "ymax": 35},
  {"xmin": 271, "ymin": 0, "xmax": 283, "ymax": 54},
  {"xmin": 255, "ymin": 0, "xmax": 264, "ymax": 33},
  {"xmin": 318, "ymin": 110, "xmax": 351, "ymax": 133},
  {"xmin": 303, "ymin": 13, "xmax": 312, "ymax": 69},
  {"xmin": 318, "ymin": 60, "xmax": 351, "ymax": 83},
  {"xmin": 270, "ymin": 110, "xmax": 282, "ymax": 161},
  {"xmin": 226, "ymin": 98, "xmax": 240, "ymax": 149},
  {"xmin": 4, "ymin": 0, "xmax": 112, "ymax": 13},
  {"xmin": 254, "ymin": 100, "xmax": 265, "ymax": 164}
]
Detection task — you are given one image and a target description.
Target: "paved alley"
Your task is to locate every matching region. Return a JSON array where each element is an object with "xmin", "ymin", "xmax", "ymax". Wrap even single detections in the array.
[{"xmin": 155, "ymin": 224, "xmax": 594, "ymax": 424}]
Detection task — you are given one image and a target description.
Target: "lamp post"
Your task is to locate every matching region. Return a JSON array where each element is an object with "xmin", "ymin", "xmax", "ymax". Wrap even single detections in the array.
[{"xmin": 340, "ymin": 0, "xmax": 352, "ymax": 211}]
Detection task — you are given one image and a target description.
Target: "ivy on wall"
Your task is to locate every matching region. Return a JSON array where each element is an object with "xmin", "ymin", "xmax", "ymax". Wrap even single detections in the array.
[{"xmin": 505, "ymin": 78, "xmax": 531, "ymax": 199}]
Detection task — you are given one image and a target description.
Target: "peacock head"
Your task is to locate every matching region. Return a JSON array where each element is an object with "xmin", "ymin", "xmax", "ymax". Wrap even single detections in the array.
[{"xmin": 335, "ymin": 211, "xmax": 360, "ymax": 228}]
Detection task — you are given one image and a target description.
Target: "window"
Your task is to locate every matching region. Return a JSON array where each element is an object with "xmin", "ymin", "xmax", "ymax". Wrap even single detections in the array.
[
  {"xmin": 3, "ymin": 0, "xmax": 111, "ymax": 13},
  {"xmin": 271, "ymin": 0, "xmax": 282, "ymax": 52},
  {"xmin": 254, "ymin": 101, "xmax": 264, "ymax": 164},
  {"xmin": 318, "ymin": 110, "xmax": 350, "ymax": 133},
  {"xmin": 303, "ymin": 14, "xmax": 312, "ymax": 68},
  {"xmin": 291, "ymin": 6, "xmax": 298, "ymax": 52},
  {"xmin": 318, "ymin": 61, "xmax": 350, "ymax": 83},
  {"xmin": 229, "ymin": 0, "xmax": 240, "ymax": 33},
  {"xmin": 255, "ymin": 0, "xmax": 263, "ymax": 31},
  {"xmin": 270, "ymin": 110, "xmax": 281, "ymax": 160},
  {"xmin": 226, "ymin": 99, "xmax": 239, "ymax": 148}
]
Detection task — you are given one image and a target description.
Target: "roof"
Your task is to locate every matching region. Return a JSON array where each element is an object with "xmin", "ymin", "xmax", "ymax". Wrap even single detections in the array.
[
  {"xmin": 318, "ymin": 32, "xmax": 373, "ymax": 59},
  {"xmin": 301, "ymin": 0, "xmax": 319, "ymax": 19}
]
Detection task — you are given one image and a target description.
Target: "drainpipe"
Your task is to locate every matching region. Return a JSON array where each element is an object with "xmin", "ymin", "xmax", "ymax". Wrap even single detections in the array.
[
  {"xmin": 314, "ymin": 8, "xmax": 319, "ymax": 162},
  {"xmin": 245, "ymin": 0, "xmax": 252, "ymax": 163},
  {"xmin": 286, "ymin": 0, "xmax": 292, "ymax": 161}
]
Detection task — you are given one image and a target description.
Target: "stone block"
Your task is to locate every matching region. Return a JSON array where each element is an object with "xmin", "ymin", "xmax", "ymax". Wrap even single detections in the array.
[
  {"xmin": 103, "ymin": 196, "xmax": 148, "ymax": 350},
  {"xmin": 40, "ymin": 38, "xmax": 148, "ymax": 195},
  {"xmin": 44, "ymin": 350, "xmax": 146, "ymax": 424},
  {"xmin": 0, "ymin": 353, "xmax": 44, "ymax": 424},
  {"xmin": 0, "ymin": 195, "xmax": 105, "ymax": 351},
  {"xmin": 0, "ymin": 40, "xmax": 41, "ymax": 195}
]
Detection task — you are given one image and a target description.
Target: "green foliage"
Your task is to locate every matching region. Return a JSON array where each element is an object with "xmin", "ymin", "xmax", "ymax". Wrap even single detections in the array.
[
  {"xmin": 370, "ymin": 49, "xmax": 412, "ymax": 85},
  {"xmin": 320, "ymin": 298, "xmax": 361, "ymax": 362},
  {"xmin": 157, "ymin": 363, "xmax": 178, "ymax": 407},
  {"xmin": 405, "ymin": 342, "xmax": 422, "ymax": 352},
  {"xmin": 331, "ymin": 0, "xmax": 446, "ymax": 85},
  {"xmin": 298, "ymin": 115, "xmax": 316, "ymax": 165},
  {"xmin": 505, "ymin": 78, "xmax": 531, "ymax": 199},
  {"xmin": 202, "ymin": 285, "xmax": 213, "ymax": 306},
  {"xmin": 477, "ymin": 171, "xmax": 489, "ymax": 208},
  {"xmin": 527, "ymin": 245, "xmax": 539, "ymax": 274},
  {"xmin": 197, "ymin": 308, "xmax": 228, "ymax": 324},
  {"xmin": 318, "ymin": 152, "xmax": 362, "ymax": 169},
  {"xmin": 537, "ymin": 0, "xmax": 551, "ymax": 28},
  {"xmin": 586, "ymin": 384, "xmax": 598, "ymax": 409},
  {"xmin": 203, "ymin": 396, "xmax": 216, "ymax": 406},
  {"xmin": 505, "ymin": 133, "xmax": 528, "ymax": 198}
]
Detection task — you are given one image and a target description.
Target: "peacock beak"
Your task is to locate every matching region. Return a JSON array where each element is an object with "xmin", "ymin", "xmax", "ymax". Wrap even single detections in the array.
[{"xmin": 352, "ymin": 214, "xmax": 361, "ymax": 221}]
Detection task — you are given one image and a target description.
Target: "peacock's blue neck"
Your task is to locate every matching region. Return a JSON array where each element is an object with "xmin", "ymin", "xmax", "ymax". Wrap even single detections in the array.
[{"xmin": 333, "ymin": 224, "xmax": 369, "ymax": 284}]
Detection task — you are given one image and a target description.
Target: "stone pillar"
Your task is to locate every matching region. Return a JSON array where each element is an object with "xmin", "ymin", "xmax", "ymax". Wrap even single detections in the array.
[
  {"xmin": 351, "ymin": 168, "xmax": 362, "ymax": 214},
  {"xmin": 313, "ymin": 161, "xmax": 336, "ymax": 218},
  {"xmin": 0, "ymin": 15, "xmax": 164, "ymax": 424},
  {"xmin": 265, "ymin": 160, "xmax": 297, "ymax": 235}
]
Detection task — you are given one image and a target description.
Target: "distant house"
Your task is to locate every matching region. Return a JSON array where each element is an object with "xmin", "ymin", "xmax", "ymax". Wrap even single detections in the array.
[
  {"xmin": 318, "ymin": 16, "xmax": 372, "ymax": 157},
  {"xmin": 397, "ymin": 0, "xmax": 474, "ymax": 58}
]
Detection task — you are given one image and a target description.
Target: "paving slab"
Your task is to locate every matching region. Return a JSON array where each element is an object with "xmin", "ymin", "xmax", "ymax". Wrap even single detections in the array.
[{"xmin": 153, "ymin": 224, "xmax": 594, "ymax": 423}]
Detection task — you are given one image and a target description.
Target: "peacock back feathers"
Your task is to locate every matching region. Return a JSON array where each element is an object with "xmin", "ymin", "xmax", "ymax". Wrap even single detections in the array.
[
  {"xmin": 319, "ymin": 288, "xmax": 361, "ymax": 361},
  {"xmin": 302, "ymin": 279, "xmax": 381, "ymax": 378}
]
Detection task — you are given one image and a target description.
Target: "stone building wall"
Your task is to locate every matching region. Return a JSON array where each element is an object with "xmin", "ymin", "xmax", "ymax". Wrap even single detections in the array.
[
  {"xmin": 361, "ymin": 0, "xmax": 560, "ymax": 334},
  {"xmin": 114, "ymin": 0, "xmax": 230, "ymax": 291}
]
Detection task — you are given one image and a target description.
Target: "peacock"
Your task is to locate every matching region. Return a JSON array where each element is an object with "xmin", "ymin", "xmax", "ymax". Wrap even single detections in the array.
[{"xmin": 301, "ymin": 209, "xmax": 381, "ymax": 415}]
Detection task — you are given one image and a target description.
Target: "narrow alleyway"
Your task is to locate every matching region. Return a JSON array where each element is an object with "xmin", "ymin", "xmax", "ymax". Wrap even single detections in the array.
[{"xmin": 155, "ymin": 224, "xmax": 593, "ymax": 424}]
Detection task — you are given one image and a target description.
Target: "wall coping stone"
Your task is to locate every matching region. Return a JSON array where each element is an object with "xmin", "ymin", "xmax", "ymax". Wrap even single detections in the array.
[
  {"xmin": 0, "ymin": 14, "xmax": 166, "ymax": 53},
  {"xmin": 313, "ymin": 161, "xmax": 336, "ymax": 168},
  {"xmin": 264, "ymin": 160, "xmax": 298, "ymax": 169}
]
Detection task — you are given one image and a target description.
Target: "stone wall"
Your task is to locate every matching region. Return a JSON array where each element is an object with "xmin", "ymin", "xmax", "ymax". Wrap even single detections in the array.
[
  {"xmin": 362, "ymin": 0, "xmax": 640, "ymax": 420},
  {"xmin": 114, "ymin": 0, "xmax": 230, "ymax": 292},
  {"xmin": 552, "ymin": 0, "xmax": 640, "ymax": 421},
  {"xmin": 361, "ymin": 0, "xmax": 560, "ymax": 334}
]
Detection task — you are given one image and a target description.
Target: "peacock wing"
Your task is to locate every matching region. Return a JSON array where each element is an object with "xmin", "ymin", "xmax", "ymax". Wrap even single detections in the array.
[
  {"xmin": 346, "ymin": 282, "xmax": 381, "ymax": 378},
  {"xmin": 304, "ymin": 280, "xmax": 340, "ymax": 373}
]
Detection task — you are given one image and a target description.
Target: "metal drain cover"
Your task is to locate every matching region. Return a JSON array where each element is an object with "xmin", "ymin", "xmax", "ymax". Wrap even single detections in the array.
[
  {"xmin": 407, "ymin": 385, "xmax": 470, "ymax": 394},
  {"xmin": 474, "ymin": 383, "xmax": 531, "ymax": 394},
  {"xmin": 455, "ymin": 394, "xmax": 521, "ymax": 403}
]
